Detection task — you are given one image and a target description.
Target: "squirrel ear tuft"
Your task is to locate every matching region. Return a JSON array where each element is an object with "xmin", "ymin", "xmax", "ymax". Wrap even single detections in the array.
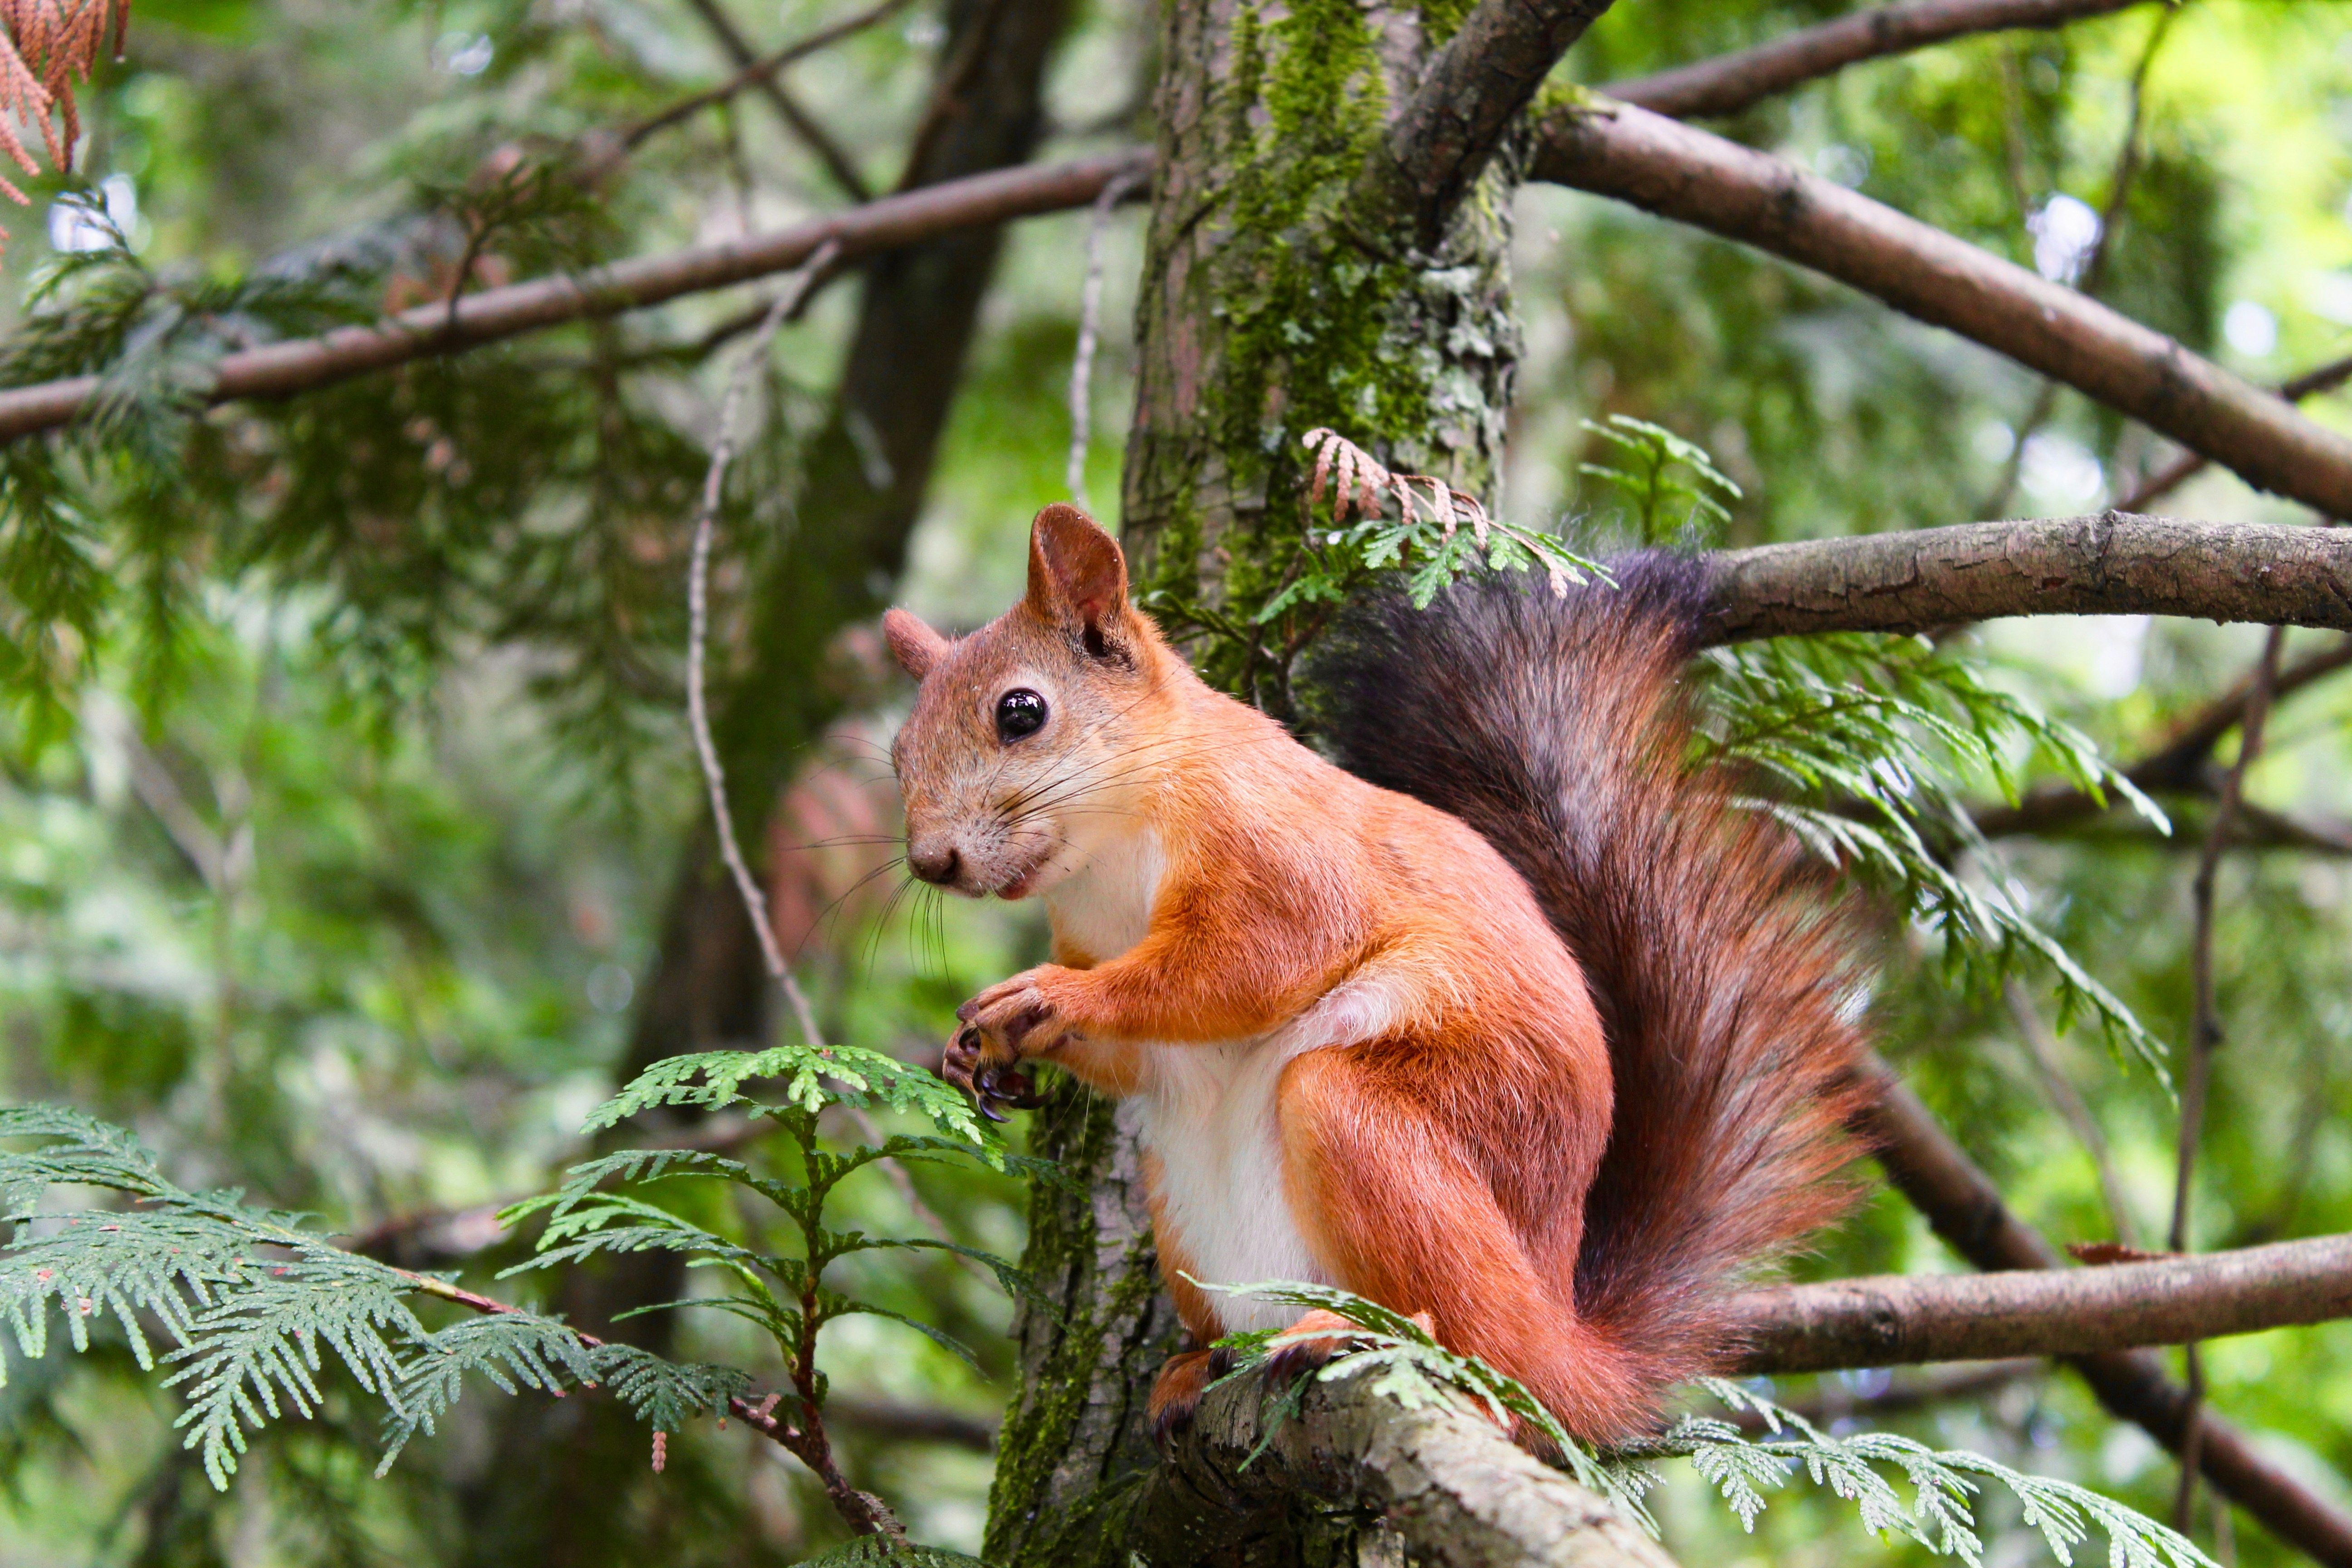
[
  {"xmin": 883, "ymin": 608, "xmax": 951, "ymax": 681},
  {"xmin": 1025, "ymin": 504, "xmax": 1131, "ymax": 657}
]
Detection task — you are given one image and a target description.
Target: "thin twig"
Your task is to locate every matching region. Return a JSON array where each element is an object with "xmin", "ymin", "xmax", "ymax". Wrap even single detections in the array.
[
  {"xmin": 679, "ymin": 0, "xmax": 876, "ymax": 201},
  {"xmin": 1606, "ymin": 0, "xmax": 2149, "ymax": 121},
  {"xmin": 1978, "ymin": 3, "xmax": 2171, "ymax": 518},
  {"xmin": 403, "ymin": 1265, "xmax": 902, "ymax": 1534},
  {"xmin": 2005, "ymin": 977, "xmax": 2142, "ymax": 1248},
  {"xmin": 1861, "ymin": 1061, "xmax": 2352, "ymax": 1564},
  {"xmin": 624, "ymin": 0, "xmax": 916, "ymax": 152},
  {"xmin": 2168, "ymin": 622, "xmax": 2288, "ymax": 1531},
  {"xmin": 678, "ymin": 241, "xmax": 990, "ymax": 1288},
  {"xmin": 686, "ymin": 242, "xmax": 842, "ymax": 1042},
  {"xmin": 1065, "ymin": 165, "xmax": 1147, "ymax": 503}
]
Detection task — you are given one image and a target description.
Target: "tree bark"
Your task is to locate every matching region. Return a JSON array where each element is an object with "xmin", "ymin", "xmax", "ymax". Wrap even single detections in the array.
[
  {"xmin": 1699, "ymin": 514, "xmax": 2352, "ymax": 642},
  {"xmin": 993, "ymin": 2, "xmax": 1593, "ymax": 1561},
  {"xmin": 1117, "ymin": 0, "xmax": 1524, "ymax": 708},
  {"xmin": 1736, "ymin": 1233, "xmax": 2352, "ymax": 1372},
  {"xmin": 1529, "ymin": 99, "xmax": 2352, "ymax": 520},
  {"xmin": 1132, "ymin": 1367, "xmax": 1680, "ymax": 1568}
]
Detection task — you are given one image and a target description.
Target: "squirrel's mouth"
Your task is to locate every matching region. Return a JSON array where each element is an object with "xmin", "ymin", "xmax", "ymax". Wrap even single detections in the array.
[{"xmin": 991, "ymin": 843, "xmax": 1059, "ymax": 900}]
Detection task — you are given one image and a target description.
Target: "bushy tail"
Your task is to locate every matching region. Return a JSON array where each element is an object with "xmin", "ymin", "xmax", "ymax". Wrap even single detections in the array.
[{"xmin": 1313, "ymin": 558, "xmax": 1871, "ymax": 1407}]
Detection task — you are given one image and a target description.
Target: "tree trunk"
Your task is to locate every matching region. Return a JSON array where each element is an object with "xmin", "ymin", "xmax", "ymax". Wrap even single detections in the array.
[
  {"xmin": 987, "ymin": 4, "xmax": 1552, "ymax": 1563},
  {"xmin": 1117, "ymin": 0, "xmax": 1520, "ymax": 713}
]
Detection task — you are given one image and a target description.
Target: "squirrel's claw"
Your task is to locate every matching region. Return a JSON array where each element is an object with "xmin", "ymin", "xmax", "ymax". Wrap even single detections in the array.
[{"xmin": 944, "ymin": 1023, "xmax": 1044, "ymax": 1121}]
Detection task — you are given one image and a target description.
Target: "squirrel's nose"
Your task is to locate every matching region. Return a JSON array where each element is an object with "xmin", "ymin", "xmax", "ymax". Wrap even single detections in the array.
[{"xmin": 908, "ymin": 843, "xmax": 961, "ymax": 886}]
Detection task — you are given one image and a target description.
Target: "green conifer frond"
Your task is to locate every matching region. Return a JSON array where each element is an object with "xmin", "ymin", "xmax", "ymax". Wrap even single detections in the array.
[
  {"xmin": 583, "ymin": 1042, "xmax": 989, "ymax": 1146},
  {"xmin": 1697, "ymin": 633, "xmax": 2172, "ymax": 1074},
  {"xmin": 1210, "ymin": 1281, "xmax": 2214, "ymax": 1568},
  {"xmin": 0, "ymin": 1105, "xmax": 763, "ymax": 1490}
]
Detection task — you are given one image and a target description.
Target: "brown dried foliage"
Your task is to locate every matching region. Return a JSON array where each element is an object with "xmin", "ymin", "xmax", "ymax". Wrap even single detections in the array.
[{"xmin": 0, "ymin": 0, "xmax": 127, "ymax": 220}]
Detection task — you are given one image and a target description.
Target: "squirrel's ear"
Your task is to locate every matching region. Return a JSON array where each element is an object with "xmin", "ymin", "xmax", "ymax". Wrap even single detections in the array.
[
  {"xmin": 883, "ymin": 608, "xmax": 951, "ymax": 681},
  {"xmin": 1025, "ymin": 503, "xmax": 1132, "ymax": 658}
]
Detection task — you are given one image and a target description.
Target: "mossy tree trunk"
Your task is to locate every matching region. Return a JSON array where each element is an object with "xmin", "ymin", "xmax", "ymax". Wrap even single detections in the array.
[
  {"xmin": 1119, "ymin": 0, "xmax": 1523, "ymax": 717},
  {"xmin": 985, "ymin": 4, "xmax": 1574, "ymax": 1563}
]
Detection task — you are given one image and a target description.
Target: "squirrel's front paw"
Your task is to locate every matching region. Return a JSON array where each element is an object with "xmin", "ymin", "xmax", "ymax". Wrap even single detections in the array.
[
  {"xmin": 957, "ymin": 968, "xmax": 1076, "ymax": 1055},
  {"xmin": 944, "ymin": 968, "xmax": 1073, "ymax": 1120}
]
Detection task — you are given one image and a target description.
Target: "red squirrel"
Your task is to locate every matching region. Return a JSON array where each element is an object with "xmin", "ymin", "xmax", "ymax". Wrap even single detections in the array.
[{"xmin": 883, "ymin": 502, "xmax": 1868, "ymax": 1444}]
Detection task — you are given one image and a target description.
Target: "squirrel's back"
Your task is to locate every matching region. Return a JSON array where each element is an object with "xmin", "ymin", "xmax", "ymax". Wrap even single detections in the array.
[{"xmin": 1314, "ymin": 558, "xmax": 1872, "ymax": 1398}]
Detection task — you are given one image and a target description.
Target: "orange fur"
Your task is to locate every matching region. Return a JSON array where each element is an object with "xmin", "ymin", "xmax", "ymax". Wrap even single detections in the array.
[{"xmin": 888, "ymin": 505, "xmax": 1867, "ymax": 1445}]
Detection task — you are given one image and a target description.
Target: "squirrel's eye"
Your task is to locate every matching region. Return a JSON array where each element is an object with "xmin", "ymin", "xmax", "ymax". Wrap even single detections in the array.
[{"xmin": 995, "ymin": 688, "xmax": 1048, "ymax": 742}]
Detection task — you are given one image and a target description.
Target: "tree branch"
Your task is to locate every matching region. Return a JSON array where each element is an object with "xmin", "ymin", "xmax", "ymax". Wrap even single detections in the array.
[
  {"xmin": 1368, "ymin": 0, "xmax": 1618, "ymax": 249},
  {"xmin": 0, "ymin": 150, "xmax": 1150, "ymax": 444},
  {"xmin": 1703, "ymin": 512, "xmax": 2352, "ymax": 639},
  {"xmin": 1859, "ymin": 1060, "xmax": 2352, "ymax": 1567},
  {"xmin": 1606, "ymin": 0, "xmax": 2146, "ymax": 121},
  {"xmin": 1698, "ymin": 514, "xmax": 2352, "ymax": 643},
  {"xmin": 1133, "ymin": 1362, "xmax": 1680, "ymax": 1568},
  {"xmin": 1735, "ymin": 1232, "xmax": 2352, "ymax": 1373},
  {"xmin": 679, "ymin": 0, "xmax": 875, "ymax": 201},
  {"xmin": 1530, "ymin": 99, "xmax": 2352, "ymax": 519},
  {"xmin": 2118, "ymin": 352, "xmax": 2352, "ymax": 512},
  {"xmin": 623, "ymin": 0, "xmax": 916, "ymax": 153},
  {"xmin": 1725, "ymin": 1360, "xmax": 2043, "ymax": 1433}
]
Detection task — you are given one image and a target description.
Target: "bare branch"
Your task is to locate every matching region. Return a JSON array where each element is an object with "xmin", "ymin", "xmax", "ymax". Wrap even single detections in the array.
[
  {"xmin": 680, "ymin": 0, "xmax": 876, "ymax": 201},
  {"xmin": 827, "ymin": 1395, "xmax": 997, "ymax": 1452},
  {"xmin": 1860, "ymin": 1061, "xmax": 2352, "ymax": 1567},
  {"xmin": 1531, "ymin": 100, "xmax": 2352, "ymax": 519},
  {"xmin": 1135, "ymin": 1364, "xmax": 1680, "ymax": 1568},
  {"xmin": 623, "ymin": 0, "xmax": 916, "ymax": 153},
  {"xmin": 1736, "ymin": 1232, "xmax": 2352, "ymax": 1373},
  {"xmin": 1607, "ymin": 0, "xmax": 2146, "ymax": 121},
  {"xmin": 1369, "ymin": 0, "xmax": 1618, "ymax": 248},
  {"xmin": 1700, "ymin": 514, "xmax": 2352, "ymax": 644},
  {"xmin": 2120, "ymin": 352, "xmax": 2352, "ymax": 512},
  {"xmin": 685, "ymin": 244, "xmax": 840, "ymax": 1018},
  {"xmin": 0, "ymin": 150, "xmax": 1152, "ymax": 444}
]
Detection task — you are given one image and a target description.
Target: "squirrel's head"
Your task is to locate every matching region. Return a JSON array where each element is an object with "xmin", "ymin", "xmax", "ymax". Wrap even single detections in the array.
[{"xmin": 884, "ymin": 504, "xmax": 1171, "ymax": 900}]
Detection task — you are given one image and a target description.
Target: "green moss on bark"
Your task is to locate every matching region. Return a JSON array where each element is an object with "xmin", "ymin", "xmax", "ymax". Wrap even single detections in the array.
[{"xmin": 1126, "ymin": 0, "xmax": 1520, "ymax": 706}]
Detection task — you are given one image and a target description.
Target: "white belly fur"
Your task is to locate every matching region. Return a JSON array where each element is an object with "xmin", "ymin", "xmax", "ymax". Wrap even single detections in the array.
[
  {"xmin": 1135, "ymin": 979, "xmax": 1401, "ymax": 1334},
  {"xmin": 1139, "ymin": 1037, "xmax": 1327, "ymax": 1333},
  {"xmin": 1044, "ymin": 829, "xmax": 1396, "ymax": 1335}
]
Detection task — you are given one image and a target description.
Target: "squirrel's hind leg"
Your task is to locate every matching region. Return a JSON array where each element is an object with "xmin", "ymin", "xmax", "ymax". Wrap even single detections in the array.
[{"xmin": 1274, "ymin": 1043, "xmax": 1656, "ymax": 1445}]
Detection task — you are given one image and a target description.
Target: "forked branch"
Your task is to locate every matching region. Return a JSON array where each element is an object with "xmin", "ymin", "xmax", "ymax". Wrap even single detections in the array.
[
  {"xmin": 1607, "ymin": 0, "xmax": 2147, "ymax": 120},
  {"xmin": 1531, "ymin": 100, "xmax": 2352, "ymax": 519}
]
